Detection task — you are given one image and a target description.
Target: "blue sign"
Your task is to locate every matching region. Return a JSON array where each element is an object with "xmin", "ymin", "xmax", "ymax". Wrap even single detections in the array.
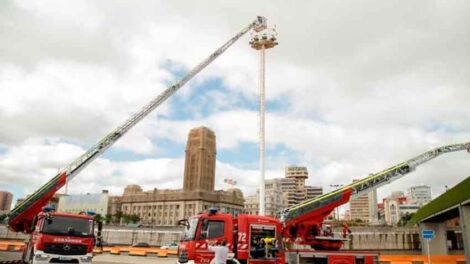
[{"xmin": 422, "ymin": 230, "xmax": 435, "ymax": 240}]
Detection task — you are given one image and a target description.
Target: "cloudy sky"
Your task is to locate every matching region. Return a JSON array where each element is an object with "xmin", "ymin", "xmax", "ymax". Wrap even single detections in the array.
[{"xmin": 1, "ymin": 0, "xmax": 469, "ymax": 208}]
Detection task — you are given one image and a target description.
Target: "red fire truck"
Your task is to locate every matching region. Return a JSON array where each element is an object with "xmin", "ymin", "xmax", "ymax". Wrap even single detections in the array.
[
  {"xmin": 176, "ymin": 209, "xmax": 378, "ymax": 264},
  {"xmin": 21, "ymin": 209, "xmax": 102, "ymax": 264},
  {"xmin": 177, "ymin": 143, "xmax": 470, "ymax": 264},
  {"xmin": 5, "ymin": 16, "xmax": 269, "ymax": 263}
]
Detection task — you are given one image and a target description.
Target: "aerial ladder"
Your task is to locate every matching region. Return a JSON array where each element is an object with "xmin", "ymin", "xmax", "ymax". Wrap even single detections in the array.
[
  {"xmin": 280, "ymin": 142, "xmax": 470, "ymax": 250},
  {"xmin": 176, "ymin": 142, "xmax": 470, "ymax": 264},
  {"xmin": 6, "ymin": 16, "xmax": 269, "ymax": 233}
]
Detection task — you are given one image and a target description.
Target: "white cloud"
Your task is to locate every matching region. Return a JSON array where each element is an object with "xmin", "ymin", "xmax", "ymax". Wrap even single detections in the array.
[
  {"xmin": 0, "ymin": 138, "xmax": 273, "ymax": 201},
  {"xmin": 1, "ymin": 0, "xmax": 470, "ymax": 205}
]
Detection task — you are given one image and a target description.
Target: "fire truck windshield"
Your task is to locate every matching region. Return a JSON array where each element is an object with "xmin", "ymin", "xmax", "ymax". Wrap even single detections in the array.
[
  {"xmin": 181, "ymin": 217, "xmax": 199, "ymax": 241},
  {"xmin": 41, "ymin": 216, "xmax": 93, "ymax": 237}
]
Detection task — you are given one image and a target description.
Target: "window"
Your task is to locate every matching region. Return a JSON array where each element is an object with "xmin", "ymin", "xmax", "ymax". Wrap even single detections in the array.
[{"xmin": 201, "ymin": 220, "xmax": 225, "ymax": 239}]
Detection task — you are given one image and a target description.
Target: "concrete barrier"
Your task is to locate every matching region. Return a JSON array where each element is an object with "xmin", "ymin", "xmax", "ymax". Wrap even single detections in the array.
[
  {"xmin": 0, "ymin": 224, "xmax": 441, "ymax": 251},
  {"xmin": 0, "ymin": 224, "xmax": 182, "ymax": 247}
]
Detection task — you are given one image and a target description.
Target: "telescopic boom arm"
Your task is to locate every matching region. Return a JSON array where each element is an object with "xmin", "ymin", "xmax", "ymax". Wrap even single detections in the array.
[
  {"xmin": 281, "ymin": 142, "xmax": 470, "ymax": 226},
  {"xmin": 7, "ymin": 16, "xmax": 268, "ymax": 233}
]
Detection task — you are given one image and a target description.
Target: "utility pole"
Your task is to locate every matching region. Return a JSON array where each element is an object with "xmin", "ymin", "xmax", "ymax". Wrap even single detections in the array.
[{"xmin": 250, "ymin": 29, "xmax": 278, "ymax": 216}]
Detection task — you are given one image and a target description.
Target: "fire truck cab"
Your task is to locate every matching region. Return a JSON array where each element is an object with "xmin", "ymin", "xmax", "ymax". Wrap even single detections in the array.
[
  {"xmin": 22, "ymin": 208, "xmax": 101, "ymax": 264},
  {"xmin": 178, "ymin": 209, "xmax": 284, "ymax": 264}
]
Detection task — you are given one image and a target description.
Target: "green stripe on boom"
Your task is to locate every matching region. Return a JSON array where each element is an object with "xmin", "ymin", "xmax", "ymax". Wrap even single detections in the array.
[{"xmin": 287, "ymin": 163, "xmax": 408, "ymax": 213}]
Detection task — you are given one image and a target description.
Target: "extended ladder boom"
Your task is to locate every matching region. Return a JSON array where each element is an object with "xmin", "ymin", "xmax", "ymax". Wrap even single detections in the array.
[
  {"xmin": 7, "ymin": 16, "xmax": 268, "ymax": 233},
  {"xmin": 350, "ymin": 142, "xmax": 470, "ymax": 199},
  {"xmin": 281, "ymin": 142, "xmax": 470, "ymax": 224}
]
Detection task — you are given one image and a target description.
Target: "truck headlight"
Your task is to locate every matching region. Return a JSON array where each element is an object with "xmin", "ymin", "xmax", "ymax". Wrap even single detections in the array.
[{"xmin": 35, "ymin": 254, "xmax": 50, "ymax": 261}]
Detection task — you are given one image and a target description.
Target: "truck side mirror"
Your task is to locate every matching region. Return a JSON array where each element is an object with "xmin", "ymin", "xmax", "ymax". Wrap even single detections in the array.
[
  {"xmin": 202, "ymin": 219, "xmax": 208, "ymax": 230},
  {"xmin": 199, "ymin": 219, "xmax": 209, "ymax": 240},
  {"xmin": 177, "ymin": 219, "xmax": 189, "ymax": 227},
  {"xmin": 30, "ymin": 216, "xmax": 38, "ymax": 233}
]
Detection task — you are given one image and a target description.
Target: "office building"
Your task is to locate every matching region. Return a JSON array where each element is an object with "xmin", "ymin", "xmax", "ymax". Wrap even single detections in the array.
[
  {"xmin": 284, "ymin": 166, "xmax": 323, "ymax": 206},
  {"xmin": 383, "ymin": 192, "xmax": 420, "ymax": 225},
  {"xmin": 407, "ymin": 185, "xmax": 431, "ymax": 205},
  {"xmin": 58, "ymin": 190, "xmax": 109, "ymax": 215},
  {"xmin": 349, "ymin": 179, "xmax": 378, "ymax": 223},
  {"xmin": 244, "ymin": 179, "xmax": 288, "ymax": 217},
  {"xmin": 0, "ymin": 191, "xmax": 13, "ymax": 212},
  {"xmin": 244, "ymin": 166, "xmax": 323, "ymax": 216}
]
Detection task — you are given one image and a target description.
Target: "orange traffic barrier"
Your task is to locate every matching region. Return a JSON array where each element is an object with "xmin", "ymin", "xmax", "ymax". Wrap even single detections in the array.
[
  {"xmin": 129, "ymin": 247, "xmax": 147, "ymax": 256},
  {"xmin": 168, "ymin": 249, "xmax": 178, "ymax": 255},
  {"xmin": 101, "ymin": 246, "xmax": 112, "ymax": 253},
  {"xmin": 12, "ymin": 244, "xmax": 24, "ymax": 251},
  {"xmin": 110, "ymin": 247, "xmax": 121, "ymax": 255},
  {"xmin": 118, "ymin": 246, "xmax": 131, "ymax": 253},
  {"xmin": 0, "ymin": 244, "xmax": 8, "ymax": 251},
  {"xmin": 0, "ymin": 241, "xmax": 25, "ymax": 252},
  {"xmin": 147, "ymin": 248, "xmax": 162, "ymax": 255},
  {"xmin": 380, "ymin": 255, "xmax": 466, "ymax": 264},
  {"xmin": 158, "ymin": 250, "xmax": 168, "ymax": 257}
]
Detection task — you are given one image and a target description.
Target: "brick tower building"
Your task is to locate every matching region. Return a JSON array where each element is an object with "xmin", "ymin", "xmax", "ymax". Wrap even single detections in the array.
[{"xmin": 183, "ymin": 127, "xmax": 217, "ymax": 191}]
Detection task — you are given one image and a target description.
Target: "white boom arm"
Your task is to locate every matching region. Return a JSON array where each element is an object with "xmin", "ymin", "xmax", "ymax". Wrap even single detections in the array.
[
  {"xmin": 350, "ymin": 142, "xmax": 470, "ymax": 199},
  {"xmin": 7, "ymin": 16, "xmax": 267, "ymax": 231},
  {"xmin": 63, "ymin": 16, "xmax": 267, "ymax": 183},
  {"xmin": 281, "ymin": 142, "xmax": 470, "ymax": 222}
]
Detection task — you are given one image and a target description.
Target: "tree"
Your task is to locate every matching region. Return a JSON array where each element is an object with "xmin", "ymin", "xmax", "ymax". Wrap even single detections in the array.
[
  {"xmin": 115, "ymin": 211, "xmax": 123, "ymax": 224},
  {"xmin": 122, "ymin": 214, "xmax": 132, "ymax": 224},
  {"xmin": 105, "ymin": 214, "xmax": 112, "ymax": 224},
  {"xmin": 94, "ymin": 214, "xmax": 104, "ymax": 222},
  {"xmin": 398, "ymin": 212, "xmax": 415, "ymax": 226},
  {"xmin": 130, "ymin": 214, "xmax": 140, "ymax": 223},
  {"xmin": 121, "ymin": 213, "xmax": 141, "ymax": 224}
]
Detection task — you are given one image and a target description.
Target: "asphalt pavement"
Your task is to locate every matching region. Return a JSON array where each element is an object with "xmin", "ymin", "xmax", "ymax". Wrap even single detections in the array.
[{"xmin": 0, "ymin": 251, "xmax": 177, "ymax": 264}]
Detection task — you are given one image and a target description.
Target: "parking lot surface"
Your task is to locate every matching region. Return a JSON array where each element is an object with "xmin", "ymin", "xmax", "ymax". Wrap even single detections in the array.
[{"xmin": 0, "ymin": 252, "xmax": 177, "ymax": 264}]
